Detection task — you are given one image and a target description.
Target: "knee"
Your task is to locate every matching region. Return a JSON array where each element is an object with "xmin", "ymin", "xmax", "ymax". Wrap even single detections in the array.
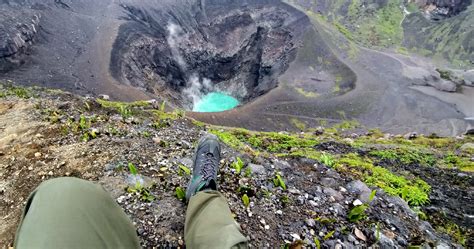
[{"xmin": 35, "ymin": 177, "xmax": 97, "ymax": 194}]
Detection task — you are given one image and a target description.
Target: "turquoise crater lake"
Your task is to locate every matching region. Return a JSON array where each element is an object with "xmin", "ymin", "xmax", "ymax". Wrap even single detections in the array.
[{"xmin": 193, "ymin": 92, "xmax": 240, "ymax": 112}]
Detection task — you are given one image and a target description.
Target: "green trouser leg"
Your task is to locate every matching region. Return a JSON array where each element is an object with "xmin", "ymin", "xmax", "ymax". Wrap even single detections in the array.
[
  {"xmin": 185, "ymin": 191, "xmax": 248, "ymax": 249},
  {"xmin": 14, "ymin": 177, "xmax": 140, "ymax": 249}
]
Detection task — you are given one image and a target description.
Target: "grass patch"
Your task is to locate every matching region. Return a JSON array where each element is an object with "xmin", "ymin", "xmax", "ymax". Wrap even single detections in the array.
[
  {"xmin": 335, "ymin": 153, "xmax": 430, "ymax": 206},
  {"xmin": 369, "ymin": 148, "xmax": 436, "ymax": 166},
  {"xmin": 210, "ymin": 129, "xmax": 319, "ymax": 153},
  {"xmin": 0, "ymin": 82, "xmax": 33, "ymax": 99}
]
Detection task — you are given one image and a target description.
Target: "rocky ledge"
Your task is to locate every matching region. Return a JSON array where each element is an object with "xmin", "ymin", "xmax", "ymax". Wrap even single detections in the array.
[{"xmin": 0, "ymin": 83, "xmax": 472, "ymax": 248}]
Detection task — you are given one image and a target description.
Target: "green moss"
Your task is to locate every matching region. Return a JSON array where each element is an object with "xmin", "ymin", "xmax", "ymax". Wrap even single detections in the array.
[
  {"xmin": 369, "ymin": 148, "xmax": 436, "ymax": 166},
  {"xmin": 352, "ymin": 0, "xmax": 404, "ymax": 47},
  {"xmin": 295, "ymin": 87, "xmax": 319, "ymax": 98},
  {"xmin": 333, "ymin": 120, "xmax": 360, "ymax": 130},
  {"xmin": 210, "ymin": 129, "xmax": 246, "ymax": 150},
  {"xmin": 0, "ymin": 83, "xmax": 33, "ymax": 99},
  {"xmin": 290, "ymin": 118, "xmax": 307, "ymax": 131},
  {"xmin": 436, "ymin": 222, "xmax": 468, "ymax": 246},
  {"xmin": 335, "ymin": 153, "xmax": 431, "ymax": 206},
  {"xmin": 397, "ymin": 46, "xmax": 409, "ymax": 55},
  {"xmin": 443, "ymin": 153, "xmax": 474, "ymax": 172},
  {"xmin": 348, "ymin": 0, "xmax": 361, "ymax": 19},
  {"xmin": 406, "ymin": 2, "xmax": 419, "ymax": 13},
  {"xmin": 210, "ymin": 128, "xmax": 318, "ymax": 153},
  {"xmin": 334, "ymin": 21, "xmax": 353, "ymax": 41},
  {"xmin": 436, "ymin": 68, "xmax": 454, "ymax": 81}
]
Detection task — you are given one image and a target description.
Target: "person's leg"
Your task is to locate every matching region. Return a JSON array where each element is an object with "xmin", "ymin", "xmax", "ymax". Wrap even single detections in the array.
[
  {"xmin": 184, "ymin": 134, "xmax": 248, "ymax": 249},
  {"xmin": 15, "ymin": 177, "xmax": 140, "ymax": 249},
  {"xmin": 185, "ymin": 191, "xmax": 247, "ymax": 249}
]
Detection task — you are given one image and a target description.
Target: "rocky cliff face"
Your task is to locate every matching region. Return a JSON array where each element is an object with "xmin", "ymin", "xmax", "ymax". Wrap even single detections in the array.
[
  {"xmin": 0, "ymin": 8, "xmax": 40, "ymax": 73},
  {"xmin": 111, "ymin": 0, "xmax": 308, "ymax": 108},
  {"xmin": 420, "ymin": 0, "xmax": 472, "ymax": 18}
]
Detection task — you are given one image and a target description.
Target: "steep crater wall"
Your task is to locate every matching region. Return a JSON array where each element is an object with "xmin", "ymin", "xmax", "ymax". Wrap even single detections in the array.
[{"xmin": 110, "ymin": 0, "xmax": 310, "ymax": 109}]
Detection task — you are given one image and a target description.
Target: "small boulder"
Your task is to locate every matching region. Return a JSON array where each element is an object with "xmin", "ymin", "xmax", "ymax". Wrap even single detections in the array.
[
  {"xmin": 462, "ymin": 70, "xmax": 474, "ymax": 86},
  {"xmin": 249, "ymin": 163, "xmax": 266, "ymax": 175}
]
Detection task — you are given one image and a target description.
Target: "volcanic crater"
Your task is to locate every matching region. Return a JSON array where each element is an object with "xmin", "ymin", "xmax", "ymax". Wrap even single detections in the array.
[{"xmin": 111, "ymin": 0, "xmax": 308, "ymax": 110}]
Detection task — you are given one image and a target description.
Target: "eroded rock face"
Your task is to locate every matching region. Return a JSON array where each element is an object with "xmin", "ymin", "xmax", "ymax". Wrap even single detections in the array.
[
  {"xmin": 0, "ymin": 7, "xmax": 40, "ymax": 72},
  {"xmin": 110, "ymin": 0, "xmax": 308, "ymax": 108},
  {"xmin": 425, "ymin": 0, "xmax": 472, "ymax": 17}
]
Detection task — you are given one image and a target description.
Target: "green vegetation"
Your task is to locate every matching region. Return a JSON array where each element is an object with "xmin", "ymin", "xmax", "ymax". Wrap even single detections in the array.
[
  {"xmin": 347, "ymin": 190, "xmax": 376, "ymax": 222},
  {"xmin": 210, "ymin": 129, "xmax": 319, "ymax": 153},
  {"xmin": 232, "ymin": 157, "xmax": 245, "ymax": 174},
  {"xmin": 128, "ymin": 162, "xmax": 138, "ymax": 175},
  {"xmin": 242, "ymin": 194, "xmax": 250, "ymax": 208},
  {"xmin": 178, "ymin": 165, "xmax": 191, "ymax": 176},
  {"xmin": 323, "ymin": 230, "xmax": 335, "ymax": 240},
  {"xmin": 273, "ymin": 173, "xmax": 287, "ymax": 190},
  {"xmin": 126, "ymin": 163, "xmax": 155, "ymax": 202},
  {"xmin": 334, "ymin": 21, "xmax": 353, "ymax": 41},
  {"xmin": 436, "ymin": 68, "xmax": 454, "ymax": 81},
  {"xmin": 336, "ymin": 153, "xmax": 430, "ymax": 206},
  {"xmin": 406, "ymin": 2, "xmax": 419, "ymax": 13},
  {"xmin": 175, "ymin": 187, "xmax": 186, "ymax": 201},
  {"xmin": 295, "ymin": 87, "xmax": 319, "ymax": 98},
  {"xmin": 319, "ymin": 153, "xmax": 334, "ymax": 167},
  {"xmin": 290, "ymin": 118, "xmax": 307, "ymax": 131},
  {"xmin": 0, "ymin": 82, "xmax": 33, "ymax": 99},
  {"xmin": 369, "ymin": 148, "xmax": 436, "ymax": 166}
]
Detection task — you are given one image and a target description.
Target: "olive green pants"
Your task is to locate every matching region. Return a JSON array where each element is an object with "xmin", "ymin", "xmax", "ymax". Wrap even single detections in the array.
[{"xmin": 15, "ymin": 177, "xmax": 247, "ymax": 249}]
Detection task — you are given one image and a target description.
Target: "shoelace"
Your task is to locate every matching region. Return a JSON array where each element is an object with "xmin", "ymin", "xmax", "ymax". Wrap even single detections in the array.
[{"xmin": 201, "ymin": 152, "xmax": 218, "ymax": 181}]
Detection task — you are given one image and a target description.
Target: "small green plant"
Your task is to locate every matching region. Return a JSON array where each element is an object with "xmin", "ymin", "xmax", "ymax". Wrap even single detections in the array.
[
  {"xmin": 280, "ymin": 194, "xmax": 291, "ymax": 205},
  {"xmin": 273, "ymin": 173, "xmax": 287, "ymax": 190},
  {"xmin": 141, "ymin": 131, "xmax": 151, "ymax": 138},
  {"xmin": 348, "ymin": 190, "xmax": 376, "ymax": 222},
  {"xmin": 242, "ymin": 194, "xmax": 250, "ymax": 208},
  {"xmin": 323, "ymin": 230, "xmax": 335, "ymax": 240},
  {"xmin": 175, "ymin": 187, "xmax": 186, "ymax": 201},
  {"xmin": 261, "ymin": 189, "xmax": 272, "ymax": 198},
  {"xmin": 160, "ymin": 101, "xmax": 166, "ymax": 111},
  {"xmin": 178, "ymin": 165, "xmax": 191, "ymax": 176},
  {"xmin": 319, "ymin": 153, "xmax": 334, "ymax": 167},
  {"xmin": 314, "ymin": 237, "xmax": 321, "ymax": 249},
  {"xmin": 174, "ymin": 109, "xmax": 186, "ymax": 118},
  {"xmin": 79, "ymin": 115, "xmax": 90, "ymax": 131},
  {"xmin": 119, "ymin": 105, "xmax": 132, "ymax": 119},
  {"xmin": 244, "ymin": 167, "xmax": 252, "ymax": 178},
  {"xmin": 232, "ymin": 157, "xmax": 244, "ymax": 174},
  {"xmin": 127, "ymin": 182, "xmax": 155, "ymax": 202},
  {"xmin": 128, "ymin": 162, "xmax": 138, "ymax": 175}
]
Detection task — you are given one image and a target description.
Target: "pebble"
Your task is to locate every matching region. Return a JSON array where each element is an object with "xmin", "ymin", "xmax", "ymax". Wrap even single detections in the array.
[
  {"xmin": 353, "ymin": 199, "xmax": 363, "ymax": 206},
  {"xmin": 347, "ymin": 234, "xmax": 356, "ymax": 242},
  {"xmin": 354, "ymin": 227, "xmax": 367, "ymax": 241},
  {"xmin": 309, "ymin": 200, "xmax": 318, "ymax": 207},
  {"xmin": 249, "ymin": 163, "xmax": 266, "ymax": 175},
  {"xmin": 305, "ymin": 218, "xmax": 316, "ymax": 227},
  {"xmin": 275, "ymin": 210, "xmax": 283, "ymax": 215},
  {"xmin": 34, "ymin": 152, "xmax": 42, "ymax": 158},
  {"xmin": 264, "ymin": 225, "xmax": 270, "ymax": 230},
  {"xmin": 288, "ymin": 188, "xmax": 301, "ymax": 195},
  {"xmin": 290, "ymin": 233, "xmax": 301, "ymax": 240}
]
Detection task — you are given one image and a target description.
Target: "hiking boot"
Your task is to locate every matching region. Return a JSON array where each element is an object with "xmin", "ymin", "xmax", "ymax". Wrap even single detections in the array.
[{"xmin": 186, "ymin": 134, "xmax": 221, "ymax": 201}]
